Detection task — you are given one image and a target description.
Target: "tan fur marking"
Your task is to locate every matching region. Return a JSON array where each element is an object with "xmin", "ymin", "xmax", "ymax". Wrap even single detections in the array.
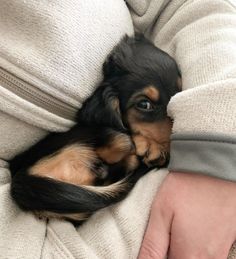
[
  {"xmin": 177, "ymin": 76, "xmax": 182, "ymax": 90},
  {"xmin": 133, "ymin": 119, "xmax": 172, "ymax": 147},
  {"xmin": 96, "ymin": 133, "xmax": 133, "ymax": 164},
  {"xmin": 132, "ymin": 134, "xmax": 149, "ymax": 157},
  {"xmin": 143, "ymin": 86, "xmax": 160, "ymax": 101},
  {"xmin": 30, "ymin": 145, "xmax": 97, "ymax": 185},
  {"xmin": 124, "ymin": 154, "xmax": 140, "ymax": 171},
  {"xmin": 143, "ymin": 139, "xmax": 162, "ymax": 165},
  {"xmin": 146, "ymin": 140, "xmax": 162, "ymax": 161},
  {"xmin": 133, "ymin": 133, "xmax": 163, "ymax": 166},
  {"xmin": 85, "ymin": 177, "xmax": 130, "ymax": 197},
  {"xmin": 35, "ymin": 211, "xmax": 90, "ymax": 221},
  {"xmin": 126, "ymin": 109, "xmax": 172, "ymax": 166},
  {"xmin": 111, "ymin": 98, "xmax": 121, "ymax": 115},
  {"xmin": 127, "ymin": 112, "xmax": 172, "ymax": 148}
]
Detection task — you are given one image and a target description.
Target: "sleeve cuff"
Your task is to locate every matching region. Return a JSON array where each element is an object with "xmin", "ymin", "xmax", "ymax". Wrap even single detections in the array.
[{"xmin": 168, "ymin": 133, "xmax": 236, "ymax": 181}]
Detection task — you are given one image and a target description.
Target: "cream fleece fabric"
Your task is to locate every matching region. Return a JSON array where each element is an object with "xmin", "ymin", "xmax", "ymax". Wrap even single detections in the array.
[
  {"xmin": 0, "ymin": 0, "xmax": 236, "ymax": 258},
  {"xmin": 0, "ymin": 0, "xmax": 133, "ymax": 131}
]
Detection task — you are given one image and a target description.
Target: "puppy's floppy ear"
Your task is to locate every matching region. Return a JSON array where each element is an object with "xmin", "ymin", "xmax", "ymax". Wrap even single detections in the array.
[
  {"xmin": 103, "ymin": 55, "xmax": 127, "ymax": 79},
  {"xmin": 102, "ymin": 35, "xmax": 131, "ymax": 79},
  {"xmin": 77, "ymin": 84, "xmax": 125, "ymax": 131}
]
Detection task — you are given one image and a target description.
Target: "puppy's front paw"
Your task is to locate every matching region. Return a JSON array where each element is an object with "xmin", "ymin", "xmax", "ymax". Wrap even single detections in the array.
[
  {"xmin": 96, "ymin": 132, "xmax": 134, "ymax": 164},
  {"xmin": 132, "ymin": 134, "xmax": 168, "ymax": 167}
]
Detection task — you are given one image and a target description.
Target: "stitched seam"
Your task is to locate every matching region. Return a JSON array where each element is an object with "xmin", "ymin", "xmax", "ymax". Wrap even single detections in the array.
[
  {"xmin": 48, "ymin": 239, "xmax": 68, "ymax": 259},
  {"xmin": 47, "ymin": 226, "xmax": 76, "ymax": 259},
  {"xmin": 47, "ymin": 235, "xmax": 70, "ymax": 259},
  {"xmin": 39, "ymin": 222, "xmax": 48, "ymax": 259}
]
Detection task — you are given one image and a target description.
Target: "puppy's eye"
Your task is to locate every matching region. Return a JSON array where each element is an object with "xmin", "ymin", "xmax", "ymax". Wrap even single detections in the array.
[{"xmin": 136, "ymin": 100, "xmax": 154, "ymax": 111}]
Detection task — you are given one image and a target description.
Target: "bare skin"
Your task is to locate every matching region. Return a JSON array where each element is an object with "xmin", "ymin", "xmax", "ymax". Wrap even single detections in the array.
[{"xmin": 138, "ymin": 172, "xmax": 236, "ymax": 259}]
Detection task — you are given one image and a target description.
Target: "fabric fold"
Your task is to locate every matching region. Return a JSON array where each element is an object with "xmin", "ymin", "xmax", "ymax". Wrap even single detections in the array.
[{"xmin": 169, "ymin": 133, "xmax": 236, "ymax": 181}]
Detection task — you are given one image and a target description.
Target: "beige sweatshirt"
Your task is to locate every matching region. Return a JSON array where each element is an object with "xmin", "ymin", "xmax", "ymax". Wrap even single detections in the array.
[{"xmin": 0, "ymin": 0, "xmax": 236, "ymax": 258}]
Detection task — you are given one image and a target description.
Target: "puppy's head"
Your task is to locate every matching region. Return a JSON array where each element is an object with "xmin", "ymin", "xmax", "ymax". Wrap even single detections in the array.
[{"xmin": 78, "ymin": 35, "xmax": 181, "ymax": 164}]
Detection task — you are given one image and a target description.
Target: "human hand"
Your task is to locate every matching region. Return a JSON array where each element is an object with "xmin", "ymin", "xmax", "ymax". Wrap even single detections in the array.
[{"xmin": 138, "ymin": 172, "xmax": 236, "ymax": 259}]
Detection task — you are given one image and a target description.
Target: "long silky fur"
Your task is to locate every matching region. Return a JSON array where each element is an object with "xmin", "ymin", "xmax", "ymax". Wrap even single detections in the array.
[{"xmin": 11, "ymin": 166, "xmax": 149, "ymax": 221}]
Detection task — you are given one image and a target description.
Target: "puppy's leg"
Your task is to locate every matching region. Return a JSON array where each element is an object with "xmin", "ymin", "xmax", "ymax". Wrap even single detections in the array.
[
  {"xmin": 29, "ymin": 130, "xmax": 134, "ymax": 186},
  {"xmin": 124, "ymin": 154, "xmax": 140, "ymax": 172},
  {"xmin": 30, "ymin": 144, "xmax": 106, "ymax": 185},
  {"xmin": 132, "ymin": 134, "xmax": 169, "ymax": 167},
  {"xmin": 96, "ymin": 131, "xmax": 134, "ymax": 164},
  {"xmin": 29, "ymin": 129, "xmax": 134, "ymax": 186}
]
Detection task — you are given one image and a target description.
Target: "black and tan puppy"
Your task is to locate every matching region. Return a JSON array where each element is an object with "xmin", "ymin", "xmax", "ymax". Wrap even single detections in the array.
[{"xmin": 10, "ymin": 35, "xmax": 181, "ymax": 222}]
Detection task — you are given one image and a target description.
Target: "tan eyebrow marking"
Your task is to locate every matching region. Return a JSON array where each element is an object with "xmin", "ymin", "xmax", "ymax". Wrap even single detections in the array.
[
  {"xmin": 142, "ymin": 86, "xmax": 160, "ymax": 101},
  {"xmin": 177, "ymin": 76, "xmax": 182, "ymax": 90}
]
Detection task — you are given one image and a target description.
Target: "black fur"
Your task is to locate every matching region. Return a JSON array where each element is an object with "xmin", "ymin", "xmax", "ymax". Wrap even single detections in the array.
[
  {"xmin": 78, "ymin": 34, "xmax": 180, "ymax": 127},
  {"xmin": 11, "ymin": 165, "xmax": 149, "ymax": 214}
]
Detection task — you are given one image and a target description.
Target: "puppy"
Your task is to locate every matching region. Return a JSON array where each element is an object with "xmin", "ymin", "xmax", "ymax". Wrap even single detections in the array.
[{"xmin": 10, "ymin": 34, "xmax": 181, "ymax": 222}]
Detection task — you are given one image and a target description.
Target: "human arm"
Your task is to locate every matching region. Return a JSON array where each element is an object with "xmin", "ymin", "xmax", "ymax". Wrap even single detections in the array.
[{"xmin": 139, "ymin": 172, "xmax": 236, "ymax": 259}]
